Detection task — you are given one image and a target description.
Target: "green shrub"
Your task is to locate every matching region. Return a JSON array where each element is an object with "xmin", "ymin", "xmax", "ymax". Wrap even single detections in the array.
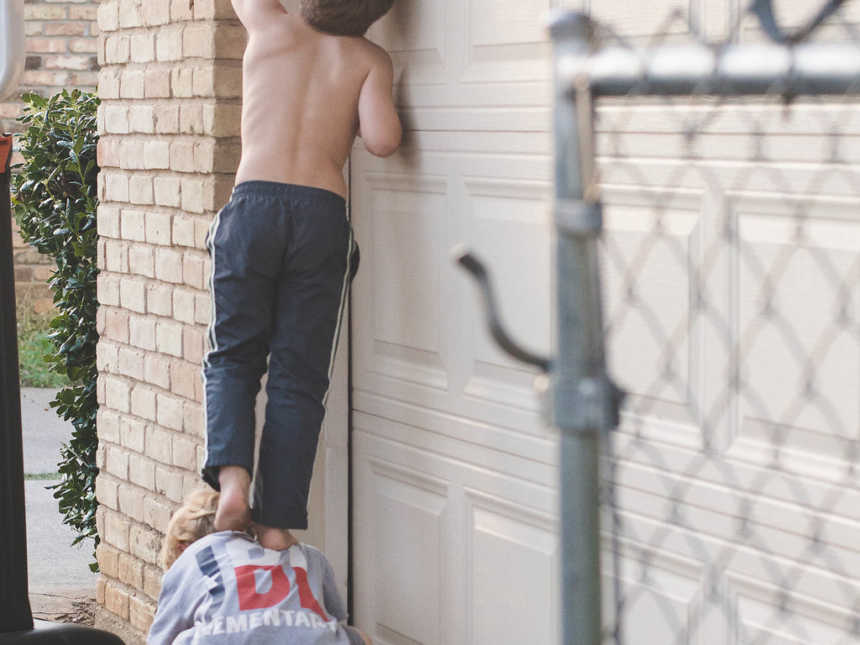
[{"xmin": 12, "ymin": 90, "xmax": 100, "ymax": 566}]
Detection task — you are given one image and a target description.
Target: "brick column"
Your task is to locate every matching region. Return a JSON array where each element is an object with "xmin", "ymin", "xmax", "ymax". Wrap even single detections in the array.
[{"xmin": 94, "ymin": 1, "xmax": 244, "ymax": 641}]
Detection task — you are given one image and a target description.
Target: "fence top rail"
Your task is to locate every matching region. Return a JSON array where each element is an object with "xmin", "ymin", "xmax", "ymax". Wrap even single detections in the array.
[{"xmin": 551, "ymin": 12, "xmax": 860, "ymax": 98}]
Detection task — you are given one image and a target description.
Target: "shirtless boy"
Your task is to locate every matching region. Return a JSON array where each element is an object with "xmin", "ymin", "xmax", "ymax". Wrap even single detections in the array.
[{"xmin": 202, "ymin": 0, "xmax": 401, "ymax": 550}]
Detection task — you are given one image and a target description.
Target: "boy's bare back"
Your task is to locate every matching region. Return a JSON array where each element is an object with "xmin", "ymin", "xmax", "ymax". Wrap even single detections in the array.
[{"xmin": 232, "ymin": 0, "xmax": 401, "ymax": 198}]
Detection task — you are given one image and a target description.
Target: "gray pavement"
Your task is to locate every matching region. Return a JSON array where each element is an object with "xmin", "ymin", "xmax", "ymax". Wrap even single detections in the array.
[{"xmin": 20, "ymin": 387, "xmax": 98, "ymax": 596}]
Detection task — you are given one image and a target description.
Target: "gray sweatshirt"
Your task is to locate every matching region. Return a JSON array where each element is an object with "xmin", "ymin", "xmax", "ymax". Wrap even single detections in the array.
[{"xmin": 148, "ymin": 531, "xmax": 361, "ymax": 645}]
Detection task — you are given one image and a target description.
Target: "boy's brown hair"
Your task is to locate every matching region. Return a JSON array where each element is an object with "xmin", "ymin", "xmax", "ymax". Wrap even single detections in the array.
[
  {"xmin": 300, "ymin": 0, "xmax": 394, "ymax": 36},
  {"xmin": 160, "ymin": 488, "xmax": 219, "ymax": 570}
]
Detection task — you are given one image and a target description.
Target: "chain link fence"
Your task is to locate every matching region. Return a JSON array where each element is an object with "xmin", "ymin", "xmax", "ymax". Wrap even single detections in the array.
[{"xmin": 552, "ymin": 3, "xmax": 860, "ymax": 644}]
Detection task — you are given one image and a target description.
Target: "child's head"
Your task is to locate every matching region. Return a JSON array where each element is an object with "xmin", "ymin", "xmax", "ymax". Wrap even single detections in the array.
[
  {"xmin": 160, "ymin": 488, "xmax": 219, "ymax": 570},
  {"xmin": 300, "ymin": 0, "xmax": 395, "ymax": 37}
]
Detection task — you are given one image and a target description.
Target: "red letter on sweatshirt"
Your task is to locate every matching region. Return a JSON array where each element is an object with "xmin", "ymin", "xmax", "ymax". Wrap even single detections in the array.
[
  {"xmin": 294, "ymin": 566, "xmax": 329, "ymax": 622},
  {"xmin": 235, "ymin": 565, "xmax": 290, "ymax": 610}
]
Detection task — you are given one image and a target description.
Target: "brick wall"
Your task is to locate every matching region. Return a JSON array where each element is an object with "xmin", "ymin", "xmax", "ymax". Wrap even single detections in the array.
[
  {"xmin": 4, "ymin": 1, "xmax": 100, "ymax": 313},
  {"xmin": 93, "ymin": 0, "xmax": 244, "ymax": 641}
]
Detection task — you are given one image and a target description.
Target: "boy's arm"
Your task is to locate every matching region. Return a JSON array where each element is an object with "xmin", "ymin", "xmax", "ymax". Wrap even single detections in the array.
[
  {"xmin": 320, "ymin": 554, "xmax": 348, "ymax": 622},
  {"xmin": 231, "ymin": 0, "xmax": 286, "ymax": 29},
  {"xmin": 358, "ymin": 49, "xmax": 402, "ymax": 158}
]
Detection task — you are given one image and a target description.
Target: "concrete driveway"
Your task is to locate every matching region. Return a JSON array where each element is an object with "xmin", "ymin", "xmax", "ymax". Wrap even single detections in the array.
[{"xmin": 21, "ymin": 388, "xmax": 99, "ymax": 611}]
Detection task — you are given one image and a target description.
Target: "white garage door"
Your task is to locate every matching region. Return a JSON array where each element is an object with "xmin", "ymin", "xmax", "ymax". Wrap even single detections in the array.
[
  {"xmin": 349, "ymin": 2, "xmax": 560, "ymax": 644},
  {"xmin": 349, "ymin": 2, "xmax": 860, "ymax": 644}
]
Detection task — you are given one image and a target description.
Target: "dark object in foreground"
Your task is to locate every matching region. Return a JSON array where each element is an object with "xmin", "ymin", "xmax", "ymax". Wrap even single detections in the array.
[{"xmin": 0, "ymin": 134, "xmax": 122, "ymax": 644}]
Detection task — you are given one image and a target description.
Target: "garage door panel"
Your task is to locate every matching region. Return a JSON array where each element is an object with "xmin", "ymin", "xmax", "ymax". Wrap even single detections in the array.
[
  {"xmin": 465, "ymin": 490, "xmax": 558, "ymax": 645},
  {"xmin": 371, "ymin": 461, "xmax": 448, "ymax": 645},
  {"xmin": 353, "ymin": 429, "xmax": 557, "ymax": 644},
  {"xmin": 352, "ymin": 147, "xmax": 552, "ymax": 439}
]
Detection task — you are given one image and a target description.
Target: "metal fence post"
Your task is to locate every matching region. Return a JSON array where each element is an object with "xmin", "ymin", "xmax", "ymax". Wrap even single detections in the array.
[{"xmin": 550, "ymin": 12, "xmax": 619, "ymax": 645}]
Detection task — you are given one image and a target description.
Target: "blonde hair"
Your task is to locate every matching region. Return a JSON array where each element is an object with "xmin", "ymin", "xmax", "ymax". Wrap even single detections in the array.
[{"xmin": 160, "ymin": 488, "xmax": 219, "ymax": 570}]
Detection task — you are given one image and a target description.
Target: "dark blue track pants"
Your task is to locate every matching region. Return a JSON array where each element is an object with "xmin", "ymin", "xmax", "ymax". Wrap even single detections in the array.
[{"xmin": 202, "ymin": 181, "xmax": 357, "ymax": 529}]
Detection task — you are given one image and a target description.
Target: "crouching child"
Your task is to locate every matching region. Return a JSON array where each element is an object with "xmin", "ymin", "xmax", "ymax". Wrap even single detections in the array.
[{"xmin": 148, "ymin": 489, "xmax": 370, "ymax": 645}]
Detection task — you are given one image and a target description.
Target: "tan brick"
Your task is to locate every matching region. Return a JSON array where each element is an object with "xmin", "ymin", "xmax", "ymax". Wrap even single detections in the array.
[
  {"xmin": 171, "ymin": 215, "xmax": 196, "ymax": 248},
  {"xmin": 183, "ymin": 326, "xmax": 205, "ymax": 364},
  {"xmin": 155, "ymin": 247, "xmax": 183, "ymax": 284},
  {"xmin": 98, "ymin": 409, "xmax": 121, "ymax": 444},
  {"xmin": 118, "ymin": 0, "xmax": 143, "ymax": 29},
  {"xmin": 143, "ymin": 140, "xmax": 170, "ymax": 170},
  {"xmin": 96, "ymin": 442, "xmax": 106, "ymax": 469},
  {"xmin": 155, "ymin": 466, "xmax": 184, "ymax": 502},
  {"xmin": 98, "ymin": 205, "xmax": 121, "ymax": 238},
  {"xmin": 143, "ymin": 565, "xmax": 163, "ymax": 600},
  {"xmin": 71, "ymin": 39, "xmax": 99, "ymax": 55},
  {"xmin": 202, "ymin": 102, "xmax": 242, "ymax": 137},
  {"xmin": 117, "ymin": 346, "xmax": 145, "ymax": 380},
  {"xmin": 130, "ymin": 595, "xmax": 156, "ymax": 633},
  {"xmin": 97, "ymin": 340, "xmax": 119, "ymax": 374},
  {"xmin": 129, "ymin": 453, "xmax": 156, "ymax": 491},
  {"xmin": 121, "ymin": 139, "xmax": 146, "ymax": 171},
  {"xmin": 183, "ymin": 253, "xmax": 205, "ymax": 289},
  {"xmin": 121, "ymin": 416, "xmax": 147, "ymax": 453},
  {"xmin": 157, "ymin": 393, "xmax": 184, "ymax": 430},
  {"xmin": 179, "ymin": 103, "xmax": 203, "ymax": 134},
  {"xmin": 43, "ymin": 54, "xmax": 95, "ymax": 71},
  {"xmin": 129, "ymin": 105, "xmax": 155, "ymax": 134},
  {"xmin": 98, "ymin": 274, "xmax": 121, "ymax": 307},
  {"xmin": 98, "ymin": 137, "xmax": 121, "ymax": 167},
  {"xmin": 105, "ymin": 509, "xmax": 130, "ymax": 552},
  {"xmin": 143, "ymin": 496, "xmax": 172, "ymax": 533},
  {"xmin": 119, "ymin": 552, "xmax": 145, "ymax": 590},
  {"xmin": 105, "ymin": 376, "xmax": 131, "ymax": 413},
  {"xmin": 130, "ymin": 32, "xmax": 155, "ymax": 63},
  {"xmin": 183, "ymin": 23, "xmax": 214, "ymax": 59},
  {"xmin": 171, "ymin": 0, "xmax": 195, "ymax": 21},
  {"xmin": 104, "ymin": 170, "xmax": 129, "ymax": 199},
  {"xmin": 170, "ymin": 358, "xmax": 198, "ymax": 400},
  {"xmin": 143, "ymin": 0, "xmax": 171, "ymax": 26},
  {"xmin": 106, "ymin": 445, "xmax": 129, "ymax": 479},
  {"xmin": 156, "ymin": 25, "xmax": 183, "ymax": 62},
  {"xmin": 146, "ymin": 427, "xmax": 173, "ymax": 464},
  {"xmin": 105, "ymin": 581, "xmax": 130, "ymax": 620},
  {"xmin": 154, "ymin": 105, "xmax": 180, "ymax": 136},
  {"xmin": 96, "ymin": 474, "xmax": 119, "ymax": 510},
  {"xmin": 195, "ymin": 218, "xmax": 212, "ymax": 249},
  {"xmin": 96, "ymin": 577, "xmax": 106, "ymax": 606},
  {"xmin": 170, "ymin": 66, "xmax": 194, "ymax": 98},
  {"xmin": 45, "ymin": 22, "xmax": 88, "ymax": 37},
  {"xmin": 104, "ymin": 34, "xmax": 130, "ymax": 64},
  {"xmin": 154, "ymin": 176, "xmax": 181, "ymax": 207},
  {"xmin": 169, "ymin": 139, "xmax": 195, "ymax": 172},
  {"xmin": 180, "ymin": 177, "xmax": 205, "ymax": 213},
  {"xmin": 104, "ymin": 240, "xmax": 129, "ymax": 274},
  {"xmin": 172, "ymin": 288, "xmax": 195, "ymax": 324},
  {"xmin": 129, "ymin": 244, "xmax": 155, "ymax": 278},
  {"xmin": 27, "ymin": 39, "xmax": 67, "ymax": 54},
  {"xmin": 130, "ymin": 316, "xmax": 156, "ymax": 351},
  {"xmin": 145, "ymin": 68, "xmax": 171, "ymax": 99},
  {"xmin": 130, "ymin": 524, "xmax": 162, "ymax": 564},
  {"xmin": 172, "ymin": 435, "xmax": 198, "ymax": 470},
  {"xmin": 120, "ymin": 69, "xmax": 145, "ymax": 99},
  {"xmin": 129, "ymin": 175, "xmax": 154, "ymax": 205},
  {"xmin": 157, "ymin": 320, "xmax": 184, "ymax": 358},
  {"xmin": 144, "ymin": 353, "xmax": 172, "ymax": 390},
  {"xmin": 120, "ymin": 278, "xmax": 146, "ymax": 313},
  {"xmin": 146, "ymin": 282, "xmax": 173, "ymax": 317},
  {"xmin": 97, "ymin": 543, "xmax": 120, "ymax": 579},
  {"xmin": 195, "ymin": 293, "xmax": 211, "ymax": 325},
  {"xmin": 194, "ymin": 0, "xmax": 237, "ymax": 20},
  {"xmin": 99, "ymin": 68, "xmax": 121, "ymax": 100},
  {"xmin": 70, "ymin": 7, "xmax": 98, "ymax": 21},
  {"xmin": 131, "ymin": 386, "xmax": 157, "ymax": 423},
  {"xmin": 146, "ymin": 212, "xmax": 172, "ymax": 246},
  {"xmin": 98, "ymin": 1, "xmax": 119, "ymax": 32},
  {"xmin": 184, "ymin": 402, "xmax": 205, "ymax": 437},
  {"xmin": 118, "ymin": 486, "xmax": 145, "ymax": 524}
]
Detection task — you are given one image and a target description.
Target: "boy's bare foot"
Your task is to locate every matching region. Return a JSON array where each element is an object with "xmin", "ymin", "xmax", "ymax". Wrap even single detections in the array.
[
  {"xmin": 254, "ymin": 524, "xmax": 298, "ymax": 551},
  {"xmin": 215, "ymin": 466, "xmax": 251, "ymax": 532}
]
